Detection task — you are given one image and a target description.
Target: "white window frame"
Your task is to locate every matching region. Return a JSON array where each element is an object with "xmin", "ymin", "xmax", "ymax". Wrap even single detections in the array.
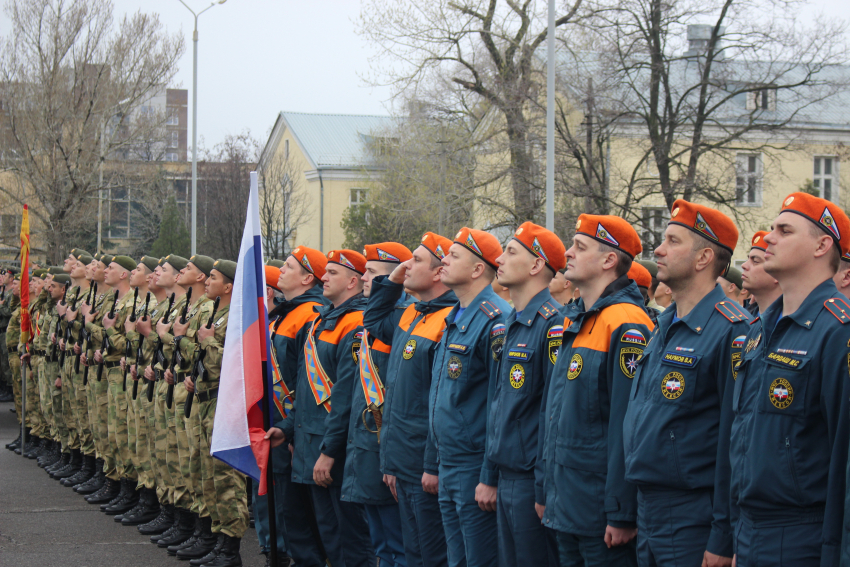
[
  {"xmin": 746, "ymin": 88, "xmax": 776, "ymax": 111},
  {"xmin": 168, "ymin": 131, "xmax": 179, "ymax": 149},
  {"xmin": 349, "ymin": 188, "xmax": 368, "ymax": 207},
  {"xmin": 813, "ymin": 156, "xmax": 839, "ymax": 203},
  {"xmin": 166, "ymin": 108, "xmax": 179, "ymax": 125},
  {"xmin": 165, "ymin": 152, "xmax": 179, "ymax": 162},
  {"xmin": 736, "ymin": 153, "xmax": 763, "ymax": 207}
]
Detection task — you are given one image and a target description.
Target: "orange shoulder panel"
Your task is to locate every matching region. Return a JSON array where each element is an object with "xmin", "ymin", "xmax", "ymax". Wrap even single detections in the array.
[
  {"xmin": 570, "ymin": 303, "xmax": 654, "ymax": 353},
  {"xmin": 370, "ymin": 337, "xmax": 392, "ymax": 354},
  {"xmin": 410, "ymin": 306, "xmax": 453, "ymax": 342},
  {"xmin": 397, "ymin": 304, "xmax": 418, "ymax": 333},
  {"xmin": 319, "ymin": 310, "xmax": 364, "ymax": 345},
  {"xmin": 271, "ymin": 302, "xmax": 321, "ymax": 339}
]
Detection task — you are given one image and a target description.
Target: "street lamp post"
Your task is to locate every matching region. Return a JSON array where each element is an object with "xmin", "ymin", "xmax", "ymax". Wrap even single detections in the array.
[{"xmin": 177, "ymin": 0, "xmax": 226, "ymax": 256}]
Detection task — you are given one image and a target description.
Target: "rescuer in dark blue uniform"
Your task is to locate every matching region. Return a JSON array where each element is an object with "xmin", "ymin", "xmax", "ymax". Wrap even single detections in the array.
[
  {"xmin": 542, "ymin": 215, "xmax": 654, "ymax": 567},
  {"xmin": 485, "ymin": 221, "xmax": 565, "ymax": 567},
  {"xmin": 363, "ymin": 232, "xmax": 456, "ymax": 567},
  {"xmin": 427, "ymin": 228, "xmax": 510, "ymax": 567},
  {"xmin": 730, "ymin": 192, "xmax": 850, "ymax": 567},
  {"xmin": 623, "ymin": 200, "xmax": 750, "ymax": 567}
]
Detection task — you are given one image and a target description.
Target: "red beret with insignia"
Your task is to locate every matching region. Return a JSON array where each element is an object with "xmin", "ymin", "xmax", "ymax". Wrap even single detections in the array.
[
  {"xmin": 779, "ymin": 192, "xmax": 850, "ymax": 257},
  {"xmin": 575, "ymin": 214, "xmax": 642, "ymax": 259},
  {"xmin": 453, "ymin": 227, "xmax": 503, "ymax": 269},
  {"xmin": 363, "ymin": 242, "xmax": 413, "ymax": 264},
  {"xmin": 265, "ymin": 265, "xmax": 282, "ymax": 291},
  {"xmin": 628, "ymin": 261, "xmax": 652, "ymax": 289},
  {"xmin": 419, "ymin": 232, "xmax": 453, "ymax": 262},
  {"xmin": 290, "ymin": 246, "xmax": 327, "ymax": 281},
  {"xmin": 327, "ymin": 249, "xmax": 367, "ymax": 275},
  {"xmin": 750, "ymin": 231, "xmax": 769, "ymax": 252},
  {"xmin": 512, "ymin": 222, "xmax": 567, "ymax": 273},
  {"xmin": 669, "ymin": 199, "xmax": 738, "ymax": 253}
]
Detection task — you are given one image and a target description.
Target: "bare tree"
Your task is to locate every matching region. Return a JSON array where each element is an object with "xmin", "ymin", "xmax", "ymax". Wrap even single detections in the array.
[
  {"xmin": 257, "ymin": 149, "xmax": 311, "ymax": 260},
  {"xmin": 0, "ymin": 0, "xmax": 184, "ymax": 262},
  {"xmin": 198, "ymin": 132, "xmax": 258, "ymax": 261},
  {"xmin": 358, "ymin": 0, "xmax": 583, "ymax": 226}
]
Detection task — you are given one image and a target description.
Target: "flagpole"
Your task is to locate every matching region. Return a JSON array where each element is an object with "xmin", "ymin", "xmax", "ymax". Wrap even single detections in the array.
[{"xmin": 20, "ymin": 359, "xmax": 26, "ymax": 457}]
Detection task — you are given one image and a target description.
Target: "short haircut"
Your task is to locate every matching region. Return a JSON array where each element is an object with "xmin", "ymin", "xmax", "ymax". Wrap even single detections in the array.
[
  {"xmin": 691, "ymin": 234, "xmax": 732, "ymax": 279},
  {"xmin": 484, "ymin": 264, "xmax": 497, "ymax": 283},
  {"xmin": 429, "ymin": 253, "xmax": 443, "ymax": 270},
  {"xmin": 808, "ymin": 223, "xmax": 841, "ymax": 273},
  {"xmin": 298, "ymin": 264, "xmax": 321, "ymax": 287},
  {"xmin": 597, "ymin": 242, "xmax": 633, "ymax": 278}
]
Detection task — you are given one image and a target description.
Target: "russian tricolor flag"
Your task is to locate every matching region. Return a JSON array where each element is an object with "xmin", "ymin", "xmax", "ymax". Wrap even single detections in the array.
[{"xmin": 211, "ymin": 171, "xmax": 274, "ymax": 495}]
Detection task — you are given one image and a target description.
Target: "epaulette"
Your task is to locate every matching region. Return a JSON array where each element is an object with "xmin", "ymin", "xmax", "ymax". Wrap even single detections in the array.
[
  {"xmin": 715, "ymin": 300, "xmax": 748, "ymax": 322},
  {"xmin": 749, "ymin": 316, "xmax": 760, "ymax": 326},
  {"xmin": 479, "ymin": 300, "xmax": 501, "ymax": 319},
  {"xmin": 824, "ymin": 297, "xmax": 850, "ymax": 324},
  {"xmin": 538, "ymin": 300, "xmax": 560, "ymax": 320}
]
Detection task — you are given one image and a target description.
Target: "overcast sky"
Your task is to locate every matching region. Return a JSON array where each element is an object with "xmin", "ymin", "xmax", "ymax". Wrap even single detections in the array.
[{"xmin": 2, "ymin": 0, "xmax": 848, "ymax": 150}]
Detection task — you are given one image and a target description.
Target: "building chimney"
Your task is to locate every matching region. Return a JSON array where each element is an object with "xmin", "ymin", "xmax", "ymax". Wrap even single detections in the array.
[{"xmin": 684, "ymin": 24, "xmax": 724, "ymax": 58}]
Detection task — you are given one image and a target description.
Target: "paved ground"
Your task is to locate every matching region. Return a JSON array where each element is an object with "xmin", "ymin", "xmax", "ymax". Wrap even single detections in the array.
[{"xmin": 0, "ymin": 400, "xmax": 267, "ymax": 567}]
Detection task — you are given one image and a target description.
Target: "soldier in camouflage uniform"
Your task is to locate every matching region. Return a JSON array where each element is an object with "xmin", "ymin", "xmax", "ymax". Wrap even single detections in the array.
[
  {"xmin": 0, "ymin": 268, "xmax": 13, "ymax": 403},
  {"xmin": 39, "ymin": 273, "xmax": 65, "ymax": 466},
  {"xmin": 7, "ymin": 276, "xmax": 24, "ymax": 452},
  {"xmin": 23, "ymin": 270, "xmax": 50, "ymax": 455}
]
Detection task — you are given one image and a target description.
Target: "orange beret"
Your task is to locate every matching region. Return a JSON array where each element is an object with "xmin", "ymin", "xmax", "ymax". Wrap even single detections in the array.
[
  {"xmin": 363, "ymin": 242, "xmax": 413, "ymax": 264},
  {"xmin": 327, "ymin": 249, "xmax": 367, "ymax": 275},
  {"xmin": 453, "ymin": 227, "xmax": 503, "ymax": 269},
  {"xmin": 512, "ymin": 222, "xmax": 567, "ymax": 273},
  {"xmin": 264, "ymin": 265, "xmax": 282, "ymax": 291},
  {"xmin": 750, "ymin": 231, "xmax": 769, "ymax": 252},
  {"xmin": 290, "ymin": 246, "xmax": 327, "ymax": 281},
  {"xmin": 670, "ymin": 199, "xmax": 738, "ymax": 252},
  {"xmin": 628, "ymin": 261, "xmax": 652, "ymax": 289},
  {"xmin": 419, "ymin": 232, "xmax": 453, "ymax": 262},
  {"xmin": 575, "ymin": 214, "xmax": 642, "ymax": 259},
  {"xmin": 780, "ymin": 192, "xmax": 850, "ymax": 257}
]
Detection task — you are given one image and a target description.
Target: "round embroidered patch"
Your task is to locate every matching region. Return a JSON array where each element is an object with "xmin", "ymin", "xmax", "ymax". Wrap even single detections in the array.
[
  {"xmin": 567, "ymin": 354, "xmax": 583, "ymax": 380},
  {"xmin": 447, "ymin": 356, "xmax": 462, "ymax": 379},
  {"xmin": 509, "ymin": 364, "xmax": 525, "ymax": 389},
  {"xmin": 403, "ymin": 339, "xmax": 417, "ymax": 360},
  {"xmin": 769, "ymin": 377, "xmax": 793, "ymax": 409},
  {"xmin": 662, "ymin": 372, "xmax": 685, "ymax": 400}
]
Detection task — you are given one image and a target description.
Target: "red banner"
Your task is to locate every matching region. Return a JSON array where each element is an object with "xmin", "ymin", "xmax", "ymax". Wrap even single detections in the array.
[{"xmin": 20, "ymin": 204, "xmax": 30, "ymax": 344}]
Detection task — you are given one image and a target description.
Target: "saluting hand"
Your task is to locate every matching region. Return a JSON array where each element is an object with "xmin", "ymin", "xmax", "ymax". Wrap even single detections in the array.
[
  {"xmin": 475, "ymin": 483, "xmax": 497, "ymax": 513},
  {"xmin": 388, "ymin": 261, "xmax": 409, "ymax": 285}
]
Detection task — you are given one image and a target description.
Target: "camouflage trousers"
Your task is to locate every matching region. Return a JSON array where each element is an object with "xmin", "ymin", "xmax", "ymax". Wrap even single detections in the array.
[
  {"xmin": 33, "ymin": 356, "xmax": 52, "ymax": 440},
  {"xmin": 43, "ymin": 359, "xmax": 68, "ymax": 449},
  {"xmin": 154, "ymin": 378, "xmax": 174, "ymax": 505},
  {"xmin": 24, "ymin": 358, "xmax": 42, "ymax": 434},
  {"xmin": 133, "ymin": 376, "xmax": 156, "ymax": 490},
  {"xmin": 198, "ymin": 394, "xmax": 249, "ymax": 538},
  {"xmin": 106, "ymin": 366, "xmax": 132, "ymax": 481},
  {"xmin": 167, "ymin": 380, "xmax": 193, "ymax": 510},
  {"xmin": 65, "ymin": 355, "xmax": 94, "ymax": 455},
  {"xmin": 10, "ymin": 354, "xmax": 21, "ymax": 424},
  {"xmin": 175, "ymin": 381, "xmax": 204, "ymax": 516},
  {"xmin": 0, "ymin": 333, "xmax": 10, "ymax": 389},
  {"xmin": 88, "ymin": 362, "xmax": 113, "ymax": 478},
  {"xmin": 60, "ymin": 356, "xmax": 80, "ymax": 450}
]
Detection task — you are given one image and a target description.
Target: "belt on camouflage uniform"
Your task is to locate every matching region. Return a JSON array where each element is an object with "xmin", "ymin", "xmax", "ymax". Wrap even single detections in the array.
[
  {"xmin": 196, "ymin": 388, "xmax": 218, "ymax": 403},
  {"xmin": 102, "ymin": 361, "xmax": 121, "ymax": 369},
  {"xmin": 33, "ymin": 349, "xmax": 46, "ymax": 356}
]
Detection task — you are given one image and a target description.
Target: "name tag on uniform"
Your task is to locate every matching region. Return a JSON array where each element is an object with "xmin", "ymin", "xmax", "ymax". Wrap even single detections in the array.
[
  {"xmin": 506, "ymin": 348, "xmax": 532, "ymax": 361},
  {"xmin": 447, "ymin": 343, "xmax": 469, "ymax": 354},
  {"xmin": 766, "ymin": 352, "xmax": 804, "ymax": 369},
  {"xmin": 662, "ymin": 352, "xmax": 697, "ymax": 367}
]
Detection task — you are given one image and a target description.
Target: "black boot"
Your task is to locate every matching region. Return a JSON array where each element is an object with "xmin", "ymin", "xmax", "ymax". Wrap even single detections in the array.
[
  {"xmin": 38, "ymin": 441, "xmax": 60, "ymax": 467},
  {"xmin": 189, "ymin": 534, "xmax": 224, "ymax": 566},
  {"xmin": 47, "ymin": 451, "xmax": 70, "ymax": 475},
  {"xmin": 168, "ymin": 513, "xmax": 201, "ymax": 555},
  {"xmin": 19, "ymin": 434, "xmax": 39, "ymax": 456},
  {"xmin": 63, "ymin": 454, "xmax": 95, "ymax": 486},
  {"xmin": 122, "ymin": 487, "xmax": 161, "ymax": 526},
  {"xmin": 139, "ymin": 503, "xmax": 174, "ymax": 535},
  {"xmin": 6, "ymin": 431, "xmax": 21, "ymax": 450},
  {"xmin": 177, "ymin": 516, "xmax": 217, "ymax": 560},
  {"xmin": 201, "ymin": 535, "xmax": 242, "ymax": 567},
  {"xmin": 76, "ymin": 459, "xmax": 105, "ymax": 494},
  {"xmin": 152, "ymin": 507, "xmax": 181, "ymax": 543},
  {"xmin": 157, "ymin": 508, "xmax": 194, "ymax": 548},
  {"xmin": 25, "ymin": 437, "xmax": 47, "ymax": 459},
  {"xmin": 105, "ymin": 481, "xmax": 139, "ymax": 515},
  {"xmin": 100, "ymin": 478, "xmax": 130, "ymax": 511},
  {"xmin": 53, "ymin": 449, "xmax": 82, "ymax": 479},
  {"xmin": 87, "ymin": 477, "xmax": 120, "ymax": 504}
]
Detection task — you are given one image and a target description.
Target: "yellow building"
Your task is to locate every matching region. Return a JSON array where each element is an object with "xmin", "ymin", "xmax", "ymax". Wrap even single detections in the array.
[{"xmin": 257, "ymin": 111, "xmax": 395, "ymax": 252}]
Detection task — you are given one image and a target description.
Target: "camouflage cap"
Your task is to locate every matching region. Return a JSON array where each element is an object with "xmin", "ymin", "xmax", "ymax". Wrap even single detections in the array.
[
  {"xmin": 212, "ymin": 259, "xmax": 237, "ymax": 282},
  {"xmin": 188, "ymin": 254, "xmax": 215, "ymax": 277},
  {"xmin": 111, "ymin": 255, "xmax": 137, "ymax": 273},
  {"xmin": 163, "ymin": 254, "xmax": 189, "ymax": 272},
  {"xmin": 140, "ymin": 256, "xmax": 159, "ymax": 272}
]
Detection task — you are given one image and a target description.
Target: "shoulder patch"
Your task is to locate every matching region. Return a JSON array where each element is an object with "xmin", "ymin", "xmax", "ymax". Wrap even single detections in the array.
[
  {"xmin": 479, "ymin": 301, "xmax": 502, "ymax": 319},
  {"xmin": 537, "ymin": 301, "xmax": 560, "ymax": 320},
  {"xmin": 621, "ymin": 329, "xmax": 647, "ymax": 346},
  {"xmin": 490, "ymin": 323, "xmax": 506, "ymax": 337},
  {"xmin": 715, "ymin": 301, "xmax": 748, "ymax": 322},
  {"xmin": 824, "ymin": 297, "xmax": 850, "ymax": 324},
  {"xmin": 547, "ymin": 325, "xmax": 563, "ymax": 339}
]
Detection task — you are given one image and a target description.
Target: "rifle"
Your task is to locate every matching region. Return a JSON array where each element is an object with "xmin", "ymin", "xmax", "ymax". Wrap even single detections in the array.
[
  {"xmin": 50, "ymin": 283, "xmax": 70, "ymax": 361},
  {"xmin": 122, "ymin": 288, "xmax": 139, "ymax": 392},
  {"xmin": 165, "ymin": 287, "xmax": 193, "ymax": 409},
  {"xmin": 132, "ymin": 292, "xmax": 150, "ymax": 400},
  {"xmin": 96, "ymin": 290, "xmax": 120, "ymax": 382},
  {"xmin": 75, "ymin": 283, "xmax": 96, "ymax": 376},
  {"xmin": 1, "ymin": 284, "xmax": 6, "ymax": 301},
  {"xmin": 58, "ymin": 287, "xmax": 82, "ymax": 369},
  {"xmin": 80, "ymin": 283, "xmax": 98, "ymax": 385},
  {"xmin": 184, "ymin": 296, "xmax": 219, "ymax": 418},
  {"xmin": 147, "ymin": 292, "xmax": 176, "ymax": 403}
]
